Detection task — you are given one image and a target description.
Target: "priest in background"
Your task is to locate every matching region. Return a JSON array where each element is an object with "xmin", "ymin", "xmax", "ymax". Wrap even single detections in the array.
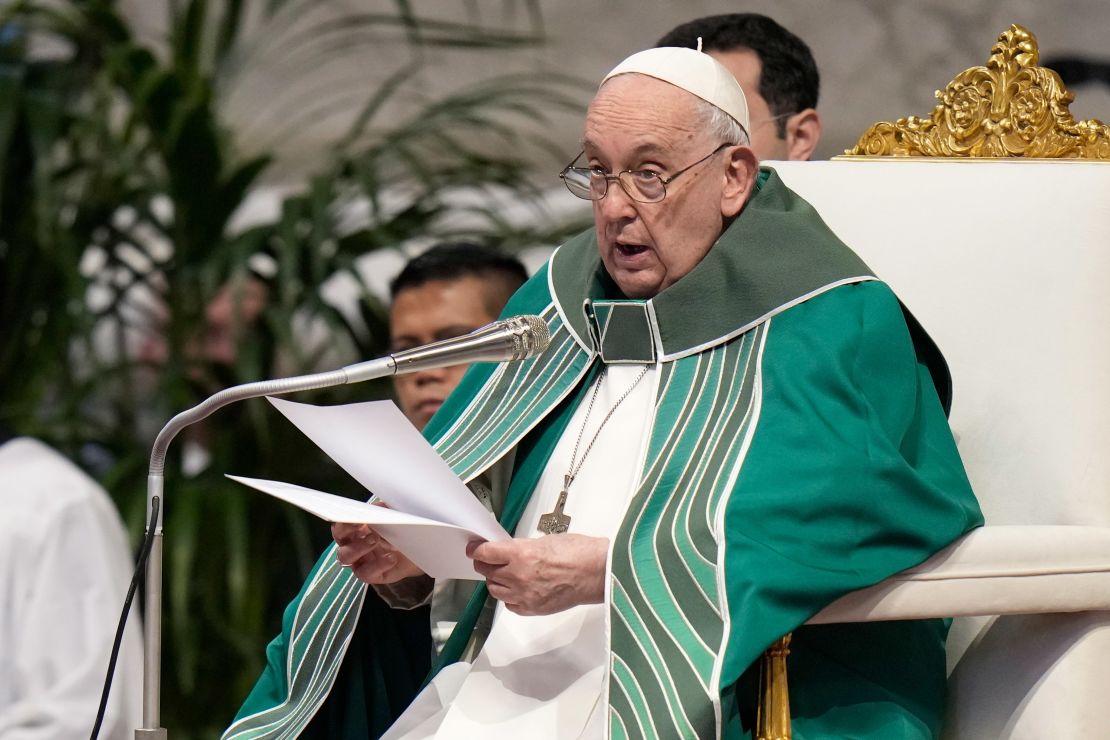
[{"xmin": 658, "ymin": 12, "xmax": 823, "ymax": 162}]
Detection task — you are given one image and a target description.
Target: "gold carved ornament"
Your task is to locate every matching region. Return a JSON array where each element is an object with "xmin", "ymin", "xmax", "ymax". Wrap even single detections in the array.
[{"xmin": 845, "ymin": 24, "xmax": 1110, "ymax": 159}]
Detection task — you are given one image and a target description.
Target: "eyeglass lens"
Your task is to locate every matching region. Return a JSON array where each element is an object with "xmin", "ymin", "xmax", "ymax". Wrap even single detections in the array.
[{"xmin": 562, "ymin": 168, "xmax": 665, "ymax": 203}]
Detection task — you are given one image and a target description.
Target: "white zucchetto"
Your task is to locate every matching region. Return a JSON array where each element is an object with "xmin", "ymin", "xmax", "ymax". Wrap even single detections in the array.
[{"xmin": 601, "ymin": 46, "xmax": 751, "ymax": 136}]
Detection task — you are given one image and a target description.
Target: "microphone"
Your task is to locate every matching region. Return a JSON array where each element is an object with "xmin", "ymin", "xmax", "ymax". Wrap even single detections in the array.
[
  {"xmin": 345, "ymin": 314, "xmax": 551, "ymax": 382},
  {"xmin": 133, "ymin": 314, "xmax": 549, "ymax": 738}
]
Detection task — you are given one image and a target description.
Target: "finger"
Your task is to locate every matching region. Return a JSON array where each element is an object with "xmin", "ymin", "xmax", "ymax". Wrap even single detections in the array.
[
  {"xmin": 494, "ymin": 592, "xmax": 534, "ymax": 617},
  {"xmin": 333, "ymin": 523, "xmax": 377, "ymax": 546},
  {"xmin": 468, "ymin": 539, "xmax": 512, "ymax": 564},
  {"xmin": 472, "ymin": 560, "xmax": 506, "ymax": 580},
  {"xmin": 337, "ymin": 545, "xmax": 367, "ymax": 567},
  {"xmin": 336, "ymin": 535, "xmax": 382, "ymax": 566},
  {"xmin": 331, "ymin": 522, "xmax": 361, "ymax": 544},
  {"xmin": 485, "ymin": 580, "xmax": 513, "ymax": 603},
  {"xmin": 352, "ymin": 551, "xmax": 397, "ymax": 583}
]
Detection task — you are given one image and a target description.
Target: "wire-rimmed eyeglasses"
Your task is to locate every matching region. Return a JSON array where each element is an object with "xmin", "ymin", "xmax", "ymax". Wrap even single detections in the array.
[{"xmin": 559, "ymin": 142, "xmax": 734, "ymax": 203}]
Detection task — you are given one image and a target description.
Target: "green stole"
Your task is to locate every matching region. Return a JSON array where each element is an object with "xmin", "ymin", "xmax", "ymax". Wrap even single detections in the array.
[{"xmin": 225, "ymin": 169, "xmax": 981, "ymax": 739}]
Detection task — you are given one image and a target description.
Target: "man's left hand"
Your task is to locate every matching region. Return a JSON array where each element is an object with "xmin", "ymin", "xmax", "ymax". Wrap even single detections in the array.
[{"xmin": 467, "ymin": 534, "xmax": 608, "ymax": 616}]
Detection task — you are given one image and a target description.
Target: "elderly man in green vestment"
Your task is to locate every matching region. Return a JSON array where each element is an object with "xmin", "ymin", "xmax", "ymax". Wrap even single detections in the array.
[{"xmin": 225, "ymin": 46, "xmax": 982, "ymax": 739}]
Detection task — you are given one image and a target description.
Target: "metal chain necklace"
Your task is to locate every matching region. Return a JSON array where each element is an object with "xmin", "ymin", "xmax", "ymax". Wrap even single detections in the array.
[{"xmin": 537, "ymin": 366, "xmax": 649, "ymax": 535}]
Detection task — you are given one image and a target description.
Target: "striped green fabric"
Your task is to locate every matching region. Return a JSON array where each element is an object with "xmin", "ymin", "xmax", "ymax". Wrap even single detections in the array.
[
  {"xmin": 433, "ymin": 304, "xmax": 593, "ymax": 483},
  {"xmin": 609, "ymin": 326, "xmax": 766, "ymax": 738},
  {"xmin": 225, "ymin": 553, "xmax": 367, "ymax": 739}
]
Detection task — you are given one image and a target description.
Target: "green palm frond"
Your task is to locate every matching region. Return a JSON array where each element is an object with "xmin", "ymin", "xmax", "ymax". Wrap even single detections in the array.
[{"xmin": 0, "ymin": 1, "xmax": 586, "ymax": 736}]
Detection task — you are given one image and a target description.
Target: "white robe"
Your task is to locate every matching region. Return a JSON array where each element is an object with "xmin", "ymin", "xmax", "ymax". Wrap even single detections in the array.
[
  {"xmin": 0, "ymin": 438, "xmax": 143, "ymax": 740},
  {"xmin": 385, "ymin": 365, "xmax": 657, "ymax": 739}
]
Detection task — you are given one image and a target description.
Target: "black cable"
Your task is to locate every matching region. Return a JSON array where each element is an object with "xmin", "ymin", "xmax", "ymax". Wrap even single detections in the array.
[{"xmin": 90, "ymin": 496, "xmax": 160, "ymax": 740}]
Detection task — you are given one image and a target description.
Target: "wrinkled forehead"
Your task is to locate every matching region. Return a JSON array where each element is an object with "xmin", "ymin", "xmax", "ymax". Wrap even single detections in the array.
[
  {"xmin": 594, "ymin": 70, "xmax": 699, "ymax": 99},
  {"xmin": 584, "ymin": 74, "xmax": 706, "ymax": 150}
]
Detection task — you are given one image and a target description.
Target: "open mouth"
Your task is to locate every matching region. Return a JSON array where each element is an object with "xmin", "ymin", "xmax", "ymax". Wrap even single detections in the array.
[{"xmin": 616, "ymin": 242, "xmax": 649, "ymax": 256}]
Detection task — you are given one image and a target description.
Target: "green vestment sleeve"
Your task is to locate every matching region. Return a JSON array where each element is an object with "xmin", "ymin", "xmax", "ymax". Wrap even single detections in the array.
[
  {"xmin": 229, "ymin": 549, "xmax": 431, "ymax": 739},
  {"xmin": 232, "ymin": 553, "xmax": 328, "ymax": 725},
  {"xmin": 718, "ymin": 280, "xmax": 983, "ymax": 738}
]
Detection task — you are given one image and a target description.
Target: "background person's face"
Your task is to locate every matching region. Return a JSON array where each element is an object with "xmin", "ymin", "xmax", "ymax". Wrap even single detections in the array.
[
  {"xmin": 707, "ymin": 48, "xmax": 788, "ymax": 161},
  {"xmin": 389, "ymin": 275, "xmax": 501, "ymax": 430},
  {"xmin": 584, "ymin": 75, "xmax": 730, "ymax": 299}
]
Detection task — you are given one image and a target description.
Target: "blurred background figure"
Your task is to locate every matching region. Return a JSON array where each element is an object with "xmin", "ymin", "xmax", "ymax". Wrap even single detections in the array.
[
  {"xmin": 388, "ymin": 243, "xmax": 528, "ymax": 430},
  {"xmin": 657, "ymin": 13, "xmax": 823, "ymax": 161},
  {"xmin": 195, "ymin": 277, "xmax": 271, "ymax": 380},
  {"xmin": 0, "ymin": 426, "xmax": 142, "ymax": 740}
]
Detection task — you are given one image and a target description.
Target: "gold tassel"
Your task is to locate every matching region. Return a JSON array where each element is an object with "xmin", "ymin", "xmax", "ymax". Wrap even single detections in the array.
[{"xmin": 755, "ymin": 633, "xmax": 792, "ymax": 740}]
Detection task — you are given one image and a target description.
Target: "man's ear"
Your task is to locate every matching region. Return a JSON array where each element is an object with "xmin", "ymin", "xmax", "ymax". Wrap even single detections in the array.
[
  {"xmin": 721, "ymin": 146, "xmax": 760, "ymax": 218},
  {"xmin": 784, "ymin": 108, "xmax": 822, "ymax": 161}
]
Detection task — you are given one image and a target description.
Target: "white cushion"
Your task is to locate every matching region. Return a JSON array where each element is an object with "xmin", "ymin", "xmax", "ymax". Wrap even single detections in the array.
[{"xmin": 808, "ymin": 526, "xmax": 1110, "ymax": 624}]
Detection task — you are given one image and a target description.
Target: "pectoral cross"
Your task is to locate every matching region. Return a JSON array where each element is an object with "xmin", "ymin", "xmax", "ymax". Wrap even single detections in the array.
[{"xmin": 537, "ymin": 475, "xmax": 573, "ymax": 535}]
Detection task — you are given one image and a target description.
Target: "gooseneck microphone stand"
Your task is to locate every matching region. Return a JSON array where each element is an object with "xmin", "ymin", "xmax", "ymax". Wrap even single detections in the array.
[
  {"xmin": 135, "ymin": 357, "xmax": 393, "ymax": 739},
  {"xmin": 133, "ymin": 316, "xmax": 548, "ymax": 738}
]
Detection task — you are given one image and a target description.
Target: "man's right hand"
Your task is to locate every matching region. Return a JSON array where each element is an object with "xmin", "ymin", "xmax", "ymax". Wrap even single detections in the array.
[{"xmin": 332, "ymin": 522, "xmax": 425, "ymax": 584}]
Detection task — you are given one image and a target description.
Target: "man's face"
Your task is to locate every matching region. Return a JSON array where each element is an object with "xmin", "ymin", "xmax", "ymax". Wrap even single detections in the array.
[
  {"xmin": 584, "ymin": 75, "xmax": 739, "ymax": 299},
  {"xmin": 390, "ymin": 276, "xmax": 503, "ymax": 430},
  {"xmin": 708, "ymin": 48, "xmax": 789, "ymax": 161}
]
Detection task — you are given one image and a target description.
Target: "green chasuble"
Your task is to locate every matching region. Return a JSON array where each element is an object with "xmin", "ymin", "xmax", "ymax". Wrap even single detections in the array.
[{"xmin": 225, "ymin": 168, "xmax": 982, "ymax": 739}]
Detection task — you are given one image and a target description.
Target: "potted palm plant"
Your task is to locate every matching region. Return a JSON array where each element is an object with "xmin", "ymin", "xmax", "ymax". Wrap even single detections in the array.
[{"xmin": 0, "ymin": 1, "xmax": 588, "ymax": 735}]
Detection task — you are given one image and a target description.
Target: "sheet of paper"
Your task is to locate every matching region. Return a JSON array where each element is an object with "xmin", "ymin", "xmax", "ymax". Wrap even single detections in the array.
[
  {"xmin": 227, "ymin": 475, "xmax": 485, "ymax": 580},
  {"xmin": 267, "ymin": 396, "xmax": 508, "ymax": 543}
]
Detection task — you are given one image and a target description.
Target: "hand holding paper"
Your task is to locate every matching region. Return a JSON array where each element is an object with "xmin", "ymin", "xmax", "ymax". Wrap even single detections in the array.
[
  {"xmin": 227, "ymin": 397, "xmax": 509, "ymax": 580},
  {"xmin": 331, "ymin": 521, "xmax": 423, "ymax": 584}
]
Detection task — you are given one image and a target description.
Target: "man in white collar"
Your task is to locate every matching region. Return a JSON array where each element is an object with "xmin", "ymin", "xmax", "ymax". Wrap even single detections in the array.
[{"xmin": 228, "ymin": 47, "xmax": 981, "ymax": 740}]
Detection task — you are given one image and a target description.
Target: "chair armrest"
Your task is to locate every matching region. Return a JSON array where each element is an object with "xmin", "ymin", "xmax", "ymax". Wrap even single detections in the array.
[{"xmin": 807, "ymin": 526, "xmax": 1110, "ymax": 624}]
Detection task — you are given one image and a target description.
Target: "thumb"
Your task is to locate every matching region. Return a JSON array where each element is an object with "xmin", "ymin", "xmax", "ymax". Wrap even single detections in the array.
[{"xmin": 467, "ymin": 538, "xmax": 512, "ymax": 564}]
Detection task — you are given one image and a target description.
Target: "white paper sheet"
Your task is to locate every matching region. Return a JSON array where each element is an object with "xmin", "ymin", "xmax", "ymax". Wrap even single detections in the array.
[
  {"xmin": 226, "ymin": 475, "xmax": 486, "ymax": 580},
  {"xmin": 267, "ymin": 396, "xmax": 508, "ymax": 543}
]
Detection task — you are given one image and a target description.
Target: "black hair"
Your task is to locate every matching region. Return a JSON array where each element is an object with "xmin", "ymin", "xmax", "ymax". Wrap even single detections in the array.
[
  {"xmin": 1042, "ymin": 55, "xmax": 1110, "ymax": 90},
  {"xmin": 389, "ymin": 242, "xmax": 528, "ymax": 301},
  {"xmin": 657, "ymin": 13, "xmax": 819, "ymax": 137}
]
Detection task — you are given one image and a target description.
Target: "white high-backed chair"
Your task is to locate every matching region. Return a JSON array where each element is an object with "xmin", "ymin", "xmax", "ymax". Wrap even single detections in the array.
[{"xmin": 765, "ymin": 24, "xmax": 1110, "ymax": 740}]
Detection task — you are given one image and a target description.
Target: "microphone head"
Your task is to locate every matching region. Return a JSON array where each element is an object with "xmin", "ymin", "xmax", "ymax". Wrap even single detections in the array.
[
  {"xmin": 505, "ymin": 315, "xmax": 551, "ymax": 360},
  {"xmin": 386, "ymin": 313, "xmax": 552, "ymax": 376}
]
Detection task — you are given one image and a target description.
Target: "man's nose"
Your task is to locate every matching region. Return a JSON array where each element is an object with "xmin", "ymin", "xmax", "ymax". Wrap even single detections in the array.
[
  {"xmin": 413, "ymin": 367, "xmax": 449, "ymax": 385},
  {"xmin": 596, "ymin": 178, "xmax": 638, "ymax": 221}
]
